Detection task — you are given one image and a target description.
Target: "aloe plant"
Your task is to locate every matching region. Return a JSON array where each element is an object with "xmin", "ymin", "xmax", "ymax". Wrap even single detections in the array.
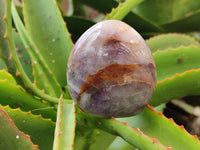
[{"xmin": 0, "ymin": 0, "xmax": 200, "ymax": 149}]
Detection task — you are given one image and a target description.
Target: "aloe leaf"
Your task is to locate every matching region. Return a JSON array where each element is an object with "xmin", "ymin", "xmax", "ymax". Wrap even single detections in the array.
[
  {"xmin": 162, "ymin": 10, "xmax": 200, "ymax": 32},
  {"xmin": 151, "ymin": 46, "xmax": 200, "ymax": 105},
  {"xmin": 0, "ymin": 58, "xmax": 7, "ymax": 69},
  {"xmin": 0, "ymin": 0, "xmax": 16, "ymax": 74},
  {"xmin": 11, "ymin": 3, "xmax": 62, "ymax": 98},
  {"xmin": 151, "ymin": 69, "xmax": 200, "ymax": 106},
  {"xmin": 79, "ymin": 0, "xmax": 164, "ymax": 33},
  {"xmin": 0, "ymin": 70, "xmax": 57, "ymax": 120},
  {"xmin": 105, "ymin": 0, "xmax": 144, "ymax": 20},
  {"xmin": 74, "ymin": 127, "xmax": 116, "ymax": 150},
  {"xmin": 133, "ymin": 0, "xmax": 200, "ymax": 25},
  {"xmin": 1, "ymin": 105, "xmax": 55, "ymax": 150},
  {"xmin": 123, "ymin": 12, "xmax": 164, "ymax": 34},
  {"xmin": 0, "ymin": 107, "xmax": 38, "ymax": 150},
  {"xmin": 87, "ymin": 130, "xmax": 117, "ymax": 150},
  {"xmin": 13, "ymin": 30, "xmax": 34, "ymax": 82},
  {"xmin": 0, "ymin": 69, "xmax": 16, "ymax": 84},
  {"xmin": 108, "ymin": 105, "xmax": 166, "ymax": 150},
  {"xmin": 153, "ymin": 46, "xmax": 200, "ymax": 82},
  {"xmin": 108, "ymin": 136, "xmax": 135, "ymax": 150},
  {"xmin": 118, "ymin": 106, "xmax": 200, "ymax": 150},
  {"xmin": 22, "ymin": 0, "xmax": 74, "ymax": 87},
  {"xmin": 53, "ymin": 97, "xmax": 75, "ymax": 150},
  {"xmin": 147, "ymin": 33, "xmax": 199, "ymax": 53},
  {"xmin": 76, "ymin": 113, "xmax": 171, "ymax": 150},
  {"xmin": 5, "ymin": 0, "xmax": 61, "ymax": 103}
]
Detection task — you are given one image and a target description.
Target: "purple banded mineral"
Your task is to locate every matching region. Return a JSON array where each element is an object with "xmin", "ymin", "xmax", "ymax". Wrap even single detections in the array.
[{"xmin": 67, "ymin": 20, "xmax": 156, "ymax": 118}]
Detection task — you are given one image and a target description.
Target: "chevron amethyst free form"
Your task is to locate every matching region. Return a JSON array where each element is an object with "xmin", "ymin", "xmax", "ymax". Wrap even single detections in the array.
[{"xmin": 67, "ymin": 20, "xmax": 156, "ymax": 118}]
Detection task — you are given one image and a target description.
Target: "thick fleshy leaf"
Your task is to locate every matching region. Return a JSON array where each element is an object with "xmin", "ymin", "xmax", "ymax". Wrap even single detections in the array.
[
  {"xmin": 151, "ymin": 69, "xmax": 200, "ymax": 106},
  {"xmin": 0, "ymin": 107, "xmax": 38, "ymax": 150},
  {"xmin": 104, "ymin": 0, "xmax": 144, "ymax": 20},
  {"xmin": 1, "ymin": 105, "xmax": 55, "ymax": 150},
  {"xmin": 153, "ymin": 46, "xmax": 200, "ymax": 82},
  {"xmin": 0, "ymin": 70, "xmax": 57, "ymax": 121},
  {"xmin": 86, "ymin": 130, "xmax": 116, "ymax": 150},
  {"xmin": 108, "ymin": 137, "xmax": 134, "ymax": 150},
  {"xmin": 23, "ymin": 0, "xmax": 74, "ymax": 87},
  {"xmin": 13, "ymin": 30, "xmax": 34, "ymax": 82},
  {"xmin": 76, "ymin": 112, "xmax": 171, "ymax": 150},
  {"xmin": 0, "ymin": 0, "xmax": 16, "ymax": 74},
  {"xmin": 0, "ymin": 69, "xmax": 16, "ymax": 84},
  {"xmin": 0, "ymin": 58, "xmax": 7, "ymax": 70},
  {"xmin": 108, "ymin": 105, "xmax": 165, "ymax": 150},
  {"xmin": 53, "ymin": 97, "xmax": 75, "ymax": 150},
  {"xmin": 12, "ymin": 3, "xmax": 62, "ymax": 97},
  {"xmin": 78, "ymin": 0, "xmax": 164, "ymax": 33},
  {"xmin": 133, "ymin": 0, "xmax": 200, "ymax": 25},
  {"xmin": 146, "ymin": 33, "xmax": 199, "ymax": 53},
  {"xmin": 74, "ymin": 128, "xmax": 116, "ymax": 150},
  {"xmin": 118, "ymin": 106, "xmax": 200, "ymax": 150},
  {"xmin": 162, "ymin": 10, "xmax": 200, "ymax": 32}
]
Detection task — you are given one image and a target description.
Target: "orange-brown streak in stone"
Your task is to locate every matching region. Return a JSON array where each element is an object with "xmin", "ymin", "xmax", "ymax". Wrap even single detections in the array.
[
  {"xmin": 77, "ymin": 63, "xmax": 153, "ymax": 104},
  {"xmin": 104, "ymin": 38, "xmax": 121, "ymax": 47}
]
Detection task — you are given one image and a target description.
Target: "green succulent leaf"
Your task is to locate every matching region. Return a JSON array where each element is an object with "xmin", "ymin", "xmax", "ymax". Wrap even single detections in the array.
[
  {"xmin": 108, "ymin": 105, "xmax": 166, "ymax": 150},
  {"xmin": 118, "ymin": 106, "xmax": 200, "ymax": 150},
  {"xmin": 105, "ymin": 0, "xmax": 144, "ymax": 20},
  {"xmin": 86, "ymin": 130, "xmax": 116, "ymax": 150},
  {"xmin": 1, "ymin": 105, "xmax": 55, "ymax": 150},
  {"xmin": 79, "ymin": 0, "xmax": 164, "ymax": 33},
  {"xmin": 133, "ymin": 0, "xmax": 200, "ymax": 25},
  {"xmin": 13, "ymin": 30, "xmax": 34, "ymax": 82},
  {"xmin": 0, "ymin": 58, "xmax": 7, "ymax": 70},
  {"xmin": 108, "ymin": 136, "xmax": 134, "ymax": 150},
  {"xmin": 12, "ymin": 3, "xmax": 62, "ymax": 98},
  {"xmin": 22, "ymin": 0, "xmax": 74, "ymax": 87},
  {"xmin": 0, "ymin": 107, "xmax": 38, "ymax": 150},
  {"xmin": 151, "ymin": 46, "xmax": 200, "ymax": 105},
  {"xmin": 5, "ymin": 0, "xmax": 61, "ymax": 103},
  {"xmin": 151, "ymin": 69, "xmax": 200, "ymax": 106},
  {"xmin": 0, "ymin": 0, "xmax": 16, "ymax": 74},
  {"xmin": 76, "ymin": 112, "xmax": 171, "ymax": 150},
  {"xmin": 147, "ymin": 33, "xmax": 199, "ymax": 53},
  {"xmin": 74, "ymin": 128, "xmax": 116, "ymax": 150},
  {"xmin": 153, "ymin": 46, "xmax": 200, "ymax": 82},
  {"xmin": 0, "ymin": 70, "xmax": 57, "ymax": 121},
  {"xmin": 53, "ymin": 97, "xmax": 75, "ymax": 150},
  {"xmin": 162, "ymin": 10, "xmax": 200, "ymax": 32},
  {"xmin": 123, "ymin": 12, "xmax": 164, "ymax": 35},
  {"xmin": 0, "ymin": 69, "xmax": 16, "ymax": 84}
]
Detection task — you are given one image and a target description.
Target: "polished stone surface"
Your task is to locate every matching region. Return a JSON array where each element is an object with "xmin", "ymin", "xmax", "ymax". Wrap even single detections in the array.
[{"xmin": 67, "ymin": 20, "xmax": 156, "ymax": 118}]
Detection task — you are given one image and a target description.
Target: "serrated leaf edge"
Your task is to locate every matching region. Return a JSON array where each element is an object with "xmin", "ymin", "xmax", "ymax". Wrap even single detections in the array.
[
  {"xmin": 152, "ymin": 44, "xmax": 200, "ymax": 54},
  {"xmin": 157, "ymin": 68, "xmax": 200, "ymax": 84},
  {"xmin": 146, "ymin": 33, "xmax": 199, "ymax": 44},
  {"xmin": 146, "ymin": 105, "xmax": 200, "ymax": 143},
  {"xmin": 0, "ymin": 106, "xmax": 39, "ymax": 150},
  {"xmin": 0, "ymin": 104, "xmax": 56, "ymax": 123},
  {"xmin": 110, "ymin": 116, "xmax": 173, "ymax": 150}
]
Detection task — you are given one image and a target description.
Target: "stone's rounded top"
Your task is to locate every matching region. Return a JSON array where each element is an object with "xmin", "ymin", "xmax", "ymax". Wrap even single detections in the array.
[{"xmin": 67, "ymin": 20, "xmax": 156, "ymax": 118}]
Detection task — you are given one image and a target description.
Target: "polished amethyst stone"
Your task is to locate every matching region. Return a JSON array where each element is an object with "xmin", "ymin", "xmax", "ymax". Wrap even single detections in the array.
[{"xmin": 67, "ymin": 20, "xmax": 156, "ymax": 118}]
